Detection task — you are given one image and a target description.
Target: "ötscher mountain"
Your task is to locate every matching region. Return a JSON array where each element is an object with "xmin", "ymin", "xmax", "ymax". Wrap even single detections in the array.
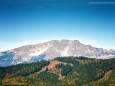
[{"xmin": 0, "ymin": 39, "xmax": 115, "ymax": 67}]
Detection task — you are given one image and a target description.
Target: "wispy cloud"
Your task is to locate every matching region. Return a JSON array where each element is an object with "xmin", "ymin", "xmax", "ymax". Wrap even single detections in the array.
[
  {"xmin": 66, "ymin": 38, "xmax": 115, "ymax": 50},
  {"xmin": 79, "ymin": 39, "xmax": 115, "ymax": 50},
  {"xmin": 0, "ymin": 40, "xmax": 48, "ymax": 52}
]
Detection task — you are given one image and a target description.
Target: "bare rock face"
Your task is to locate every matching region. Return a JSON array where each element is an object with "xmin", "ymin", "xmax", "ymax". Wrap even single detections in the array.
[{"xmin": 0, "ymin": 39, "xmax": 115, "ymax": 67}]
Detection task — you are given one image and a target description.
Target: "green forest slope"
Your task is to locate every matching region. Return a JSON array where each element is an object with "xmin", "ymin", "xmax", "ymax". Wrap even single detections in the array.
[{"xmin": 0, "ymin": 56, "xmax": 115, "ymax": 86}]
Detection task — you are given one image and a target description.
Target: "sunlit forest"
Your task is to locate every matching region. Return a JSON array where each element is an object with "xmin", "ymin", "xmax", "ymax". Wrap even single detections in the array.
[{"xmin": 0, "ymin": 56, "xmax": 115, "ymax": 86}]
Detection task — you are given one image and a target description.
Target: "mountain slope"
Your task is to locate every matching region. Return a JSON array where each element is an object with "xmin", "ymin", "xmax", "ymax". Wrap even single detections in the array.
[
  {"xmin": 0, "ymin": 39, "xmax": 115, "ymax": 66},
  {"xmin": 0, "ymin": 57, "xmax": 115, "ymax": 86}
]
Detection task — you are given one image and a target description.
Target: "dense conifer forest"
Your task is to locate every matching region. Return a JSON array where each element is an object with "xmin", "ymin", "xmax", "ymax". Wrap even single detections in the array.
[{"xmin": 0, "ymin": 56, "xmax": 115, "ymax": 86}]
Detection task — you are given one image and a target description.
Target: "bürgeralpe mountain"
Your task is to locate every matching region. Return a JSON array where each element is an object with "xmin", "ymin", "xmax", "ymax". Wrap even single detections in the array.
[{"xmin": 0, "ymin": 39, "xmax": 115, "ymax": 67}]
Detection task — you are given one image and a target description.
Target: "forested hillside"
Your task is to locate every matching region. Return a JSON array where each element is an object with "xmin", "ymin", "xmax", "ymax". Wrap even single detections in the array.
[{"xmin": 0, "ymin": 56, "xmax": 115, "ymax": 86}]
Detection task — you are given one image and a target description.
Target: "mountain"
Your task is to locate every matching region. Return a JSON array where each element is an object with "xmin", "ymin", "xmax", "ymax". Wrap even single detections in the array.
[
  {"xmin": 0, "ymin": 39, "xmax": 115, "ymax": 67},
  {"xmin": 0, "ymin": 57, "xmax": 115, "ymax": 86}
]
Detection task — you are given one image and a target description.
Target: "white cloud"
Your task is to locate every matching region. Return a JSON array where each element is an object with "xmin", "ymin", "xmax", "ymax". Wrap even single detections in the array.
[
  {"xmin": 0, "ymin": 40, "xmax": 48, "ymax": 52},
  {"xmin": 78, "ymin": 39, "xmax": 115, "ymax": 50},
  {"xmin": 64, "ymin": 37, "xmax": 115, "ymax": 50}
]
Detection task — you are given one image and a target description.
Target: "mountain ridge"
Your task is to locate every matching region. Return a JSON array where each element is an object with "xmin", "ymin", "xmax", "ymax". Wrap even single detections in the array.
[{"xmin": 0, "ymin": 39, "xmax": 115, "ymax": 67}]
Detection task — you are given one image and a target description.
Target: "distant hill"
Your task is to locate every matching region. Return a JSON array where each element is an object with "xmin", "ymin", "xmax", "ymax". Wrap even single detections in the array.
[
  {"xmin": 0, "ymin": 56, "xmax": 115, "ymax": 86},
  {"xmin": 0, "ymin": 39, "xmax": 115, "ymax": 67}
]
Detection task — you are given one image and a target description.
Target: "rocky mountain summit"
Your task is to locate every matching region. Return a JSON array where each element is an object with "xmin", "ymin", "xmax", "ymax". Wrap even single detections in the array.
[{"xmin": 0, "ymin": 39, "xmax": 115, "ymax": 66}]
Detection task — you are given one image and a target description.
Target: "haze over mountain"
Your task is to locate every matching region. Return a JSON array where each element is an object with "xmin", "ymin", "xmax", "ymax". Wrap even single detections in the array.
[{"xmin": 0, "ymin": 39, "xmax": 115, "ymax": 67}]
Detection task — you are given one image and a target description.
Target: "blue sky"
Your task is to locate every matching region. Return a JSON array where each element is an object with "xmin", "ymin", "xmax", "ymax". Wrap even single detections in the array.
[{"xmin": 0, "ymin": 0, "xmax": 115, "ymax": 51}]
